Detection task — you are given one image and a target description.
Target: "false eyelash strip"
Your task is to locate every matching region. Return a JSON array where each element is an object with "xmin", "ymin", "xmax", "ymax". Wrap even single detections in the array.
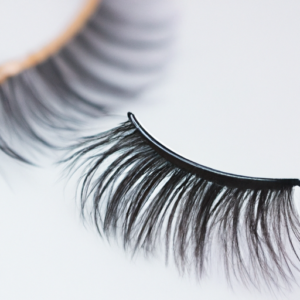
[
  {"xmin": 0, "ymin": 0, "xmax": 176, "ymax": 162},
  {"xmin": 65, "ymin": 112, "xmax": 300, "ymax": 289}
]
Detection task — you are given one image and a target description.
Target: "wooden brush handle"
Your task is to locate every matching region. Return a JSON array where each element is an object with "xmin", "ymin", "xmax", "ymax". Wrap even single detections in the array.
[{"xmin": 0, "ymin": 0, "xmax": 100, "ymax": 84}]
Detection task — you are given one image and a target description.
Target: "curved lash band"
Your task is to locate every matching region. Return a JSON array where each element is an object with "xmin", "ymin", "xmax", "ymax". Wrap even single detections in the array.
[
  {"xmin": 66, "ymin": 112, "xmax": 300, "ymax": 289},
  {"xmin": 128, "ymin": 112, "xmax": 300, "ymax": 190}
]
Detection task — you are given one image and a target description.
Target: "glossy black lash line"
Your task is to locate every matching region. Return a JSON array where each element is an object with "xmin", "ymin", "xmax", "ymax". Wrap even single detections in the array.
[
  {"xmin": 129, "ymin": 113, "xmax": 300, "ymax": 190},
  {"xmin": 65, "ymin": 112, "xmax": 300, "ymax": 289}
]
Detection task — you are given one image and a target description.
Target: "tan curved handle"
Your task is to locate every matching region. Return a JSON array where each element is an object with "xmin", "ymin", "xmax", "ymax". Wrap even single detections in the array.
[{"xmin": 0, "ymin": 0, "xmax": 100, "ymax": 84}]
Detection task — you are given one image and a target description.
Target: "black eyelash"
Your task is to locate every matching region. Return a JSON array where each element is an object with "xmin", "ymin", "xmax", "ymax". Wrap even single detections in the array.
[
  {"xmin": 64, "ymin": 112, "xmax": 300, "ymax": 289},
  {"xmin": 0, "ymin": 0, "xmax": 176, "ymax": 162}
]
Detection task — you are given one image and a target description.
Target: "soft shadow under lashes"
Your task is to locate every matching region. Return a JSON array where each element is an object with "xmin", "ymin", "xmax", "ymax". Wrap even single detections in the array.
[
  {"xmin": 64, "ymin": 115, "xmax": 300, "ymax": 290},
  {"xmin": 0, "ymin": 0, "xmax": 176, "ymax": 162}
]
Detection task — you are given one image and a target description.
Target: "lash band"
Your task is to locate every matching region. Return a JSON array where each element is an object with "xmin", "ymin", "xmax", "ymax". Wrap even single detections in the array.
[{"xmin": 128, "ymin": 112, "xmax": 300, "ymax": 189}]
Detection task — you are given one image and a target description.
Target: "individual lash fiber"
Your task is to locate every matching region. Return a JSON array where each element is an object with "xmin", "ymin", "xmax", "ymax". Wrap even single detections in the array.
[
  {"xmin": 65, "ymin": 113, "xmax": 300, "ymax": 289},
  {"xmin": 0, "ymin": 0, "xmax": 176, "ymax": 161}
]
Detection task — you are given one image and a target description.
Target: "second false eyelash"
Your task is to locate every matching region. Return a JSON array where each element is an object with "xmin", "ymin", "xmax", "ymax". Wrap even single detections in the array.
[
  {"xmin": 64, "ymin": 112, "xmax": 300, "ymax": 290},
  {"xmin": 0, "ymin": 0, "xmax": 176, "ymax": 162}
]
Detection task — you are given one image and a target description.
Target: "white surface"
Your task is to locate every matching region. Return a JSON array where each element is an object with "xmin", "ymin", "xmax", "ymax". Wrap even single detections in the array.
[
  {"xmin": 1, "ymin": 0, "xmax": 300, "ymax": 299},
  {"xmin": 0, "ymin": 0, "xmax": 84, "ymax": 64}
]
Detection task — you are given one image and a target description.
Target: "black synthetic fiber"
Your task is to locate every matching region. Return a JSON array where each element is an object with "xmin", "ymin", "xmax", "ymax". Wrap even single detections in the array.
[
  {"xmin": 0, "ymin": 0, "xmax": 176, "ymax": 161},
  {"xmin": 65, "ymin": 119, "xmax": 300, "ymax": 289}
]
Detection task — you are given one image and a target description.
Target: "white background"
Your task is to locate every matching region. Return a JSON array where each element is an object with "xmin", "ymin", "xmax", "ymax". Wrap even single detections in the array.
[{"xmin": 1, "ymin": 0, "xmax": 300, "ymax": 299}]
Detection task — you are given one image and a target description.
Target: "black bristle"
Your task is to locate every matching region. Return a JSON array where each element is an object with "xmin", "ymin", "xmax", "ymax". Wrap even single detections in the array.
[{"xmin": 64, "ymin": 115, "xmax": 300, "ymax": 289}]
